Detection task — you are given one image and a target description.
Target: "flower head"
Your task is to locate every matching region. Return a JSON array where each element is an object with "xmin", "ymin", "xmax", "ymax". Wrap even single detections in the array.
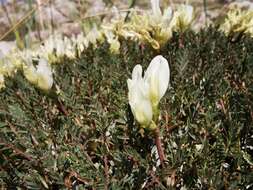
[
  {"xmin": 36, "ymin": 58, "xmax": 54, "ymax": 91},
  {"xmin": 127, "ymin": 55, "xmax": 170, "ymax": 128},
  {"xmin": 151, "ymin": 0, "xmax": 162, "ymax": 24},
  {"xmin": 144, "ymin": 55, "xmax": 170, "ymax": 107},
  {"xmin": 23, "ymin": 58, "xmax": 53, "ymax": 91},
  {"xmin": 170, "ymin": 4, "xmax": 194, "ymax": 32},
  {"xmin": 0, "ymin": 74, "xmax": 5, "ymax": 89},
  {"xmin": 103, "ymin": 30, "xmax": 120, "ymax": 54},
  {"xmin": 220, "ymin": 8, "xmax": 253, "ymax": 36},
  {"xmin": 127, "ymin": 65, "xmax": 153, "ymax": 126}
]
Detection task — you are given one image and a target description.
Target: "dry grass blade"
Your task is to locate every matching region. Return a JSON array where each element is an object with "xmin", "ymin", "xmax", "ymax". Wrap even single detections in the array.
[{"xmin": 0, "ymin": 0, "xmax": 50, "ymax": 41}]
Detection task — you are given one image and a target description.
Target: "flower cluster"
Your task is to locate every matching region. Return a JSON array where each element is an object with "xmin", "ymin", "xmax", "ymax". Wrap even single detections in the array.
[
  {"xmin": 0, "ymin": 26, "xmax": 107, "ymax": 90},
  {"xmin": 23, "ymin": 58, "xmax": 53, "ymax": 91},
  {"xmin": 127, "ymin": 55, "xmax": 170, "ymax": 129},
  {"xmin": 220, "ymin": 7, "xmax": 253, "ymax": 37},
  {"xmin": 106, "ymin": 0, "xmax": 194, "ymax": 49},
  {"xmin": 0, "ymin": 0, "xmax": 196, "ymax": 91}
]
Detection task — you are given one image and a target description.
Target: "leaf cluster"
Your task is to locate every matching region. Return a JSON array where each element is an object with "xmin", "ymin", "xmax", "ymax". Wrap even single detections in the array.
[{"xmin": 0, "ymin": 28, "xmax": 253, "ymax": 189}]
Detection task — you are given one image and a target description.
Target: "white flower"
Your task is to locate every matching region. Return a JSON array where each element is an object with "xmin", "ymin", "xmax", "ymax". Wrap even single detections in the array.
[
  {"xmin": 63, "ymin": 36, "xmax": 76, "ymax": 59},
  {"xmin": 170, "ymin": 5, "xmax": 194, "ymax": 32},
  {"xmin": 151, "ymin": 0, "xmax": 162, "ymax": 24},
  {"xmin": 144, "ymin": 55, "xmax": 170, "ymax": 107},
  {"xmin": 23, "ymin": 63, "xmax": 38, "ymax": 84},
  {"xmin": 150, "ymin": 0, "xmax": 173, "ymax": 27},
  {"xmin": 0, "ymin": 57, "xmax": 16, "ymax": 77},
  {"xmin": 127, "ymin": 55, "xmax": 170, "ymax": 127},
  {"xmin": 0, "ymin": 74, "xmax": 5, "ymax": 89},
  {"xmin": 219, "ymin": 8, "xmax": 253, "ymax": 36},
  {"xmin": 72, "ymin": 33, "xmax": 89, "ymax": 56},
  {"xmin": 86, "ymin": 26, "xmax": 104, "ymax": 45},
  {"xmin": 36, "ymin": 58, "xmax": 53, "ymax": 91},
  {"xmin": 23, "ymin": 58, "xmax": 53, "ymax": 91},
  {"xmin": 104, "ymin": 30, "xmax": 120, "ymax": 54},
  {"xmin": 162, "ymin": 7, "xmax": 173, "ymax": 27},
  {"xmin": 148, "ymin": 0, "xmax": 173, "ymax": 48},
  {"xmin": 127, "ymin": 65, "xmax": 153, "ymax": 126}
]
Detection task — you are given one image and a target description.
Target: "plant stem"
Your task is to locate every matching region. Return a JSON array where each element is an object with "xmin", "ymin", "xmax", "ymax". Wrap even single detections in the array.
[
  {"xmin": 103, "ymin": 155, "xmax": 109, "ymax": 190},
  {"xmin": 154, "ymin": 127, "xmax": 165, "ymax": 167},
  {"xmin": 203, "ymin": 0, "xmax": 208, "ymax": 25}
]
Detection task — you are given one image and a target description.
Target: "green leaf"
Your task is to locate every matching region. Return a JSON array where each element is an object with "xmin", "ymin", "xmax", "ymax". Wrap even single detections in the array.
[{"xmin": 8, "ymin": 104, "xmax": 27, "ymax": 121}]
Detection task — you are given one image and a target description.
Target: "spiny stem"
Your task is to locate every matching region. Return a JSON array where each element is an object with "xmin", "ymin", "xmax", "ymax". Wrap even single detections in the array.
[{"xmin": 154, "ymin": 127, "xmax": 165, "ymax": 167}]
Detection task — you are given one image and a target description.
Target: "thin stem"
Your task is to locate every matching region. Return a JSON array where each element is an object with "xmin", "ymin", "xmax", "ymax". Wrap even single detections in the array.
[
  {"xmin": 81, "ymin": 8, "xmax": 145, "ymax": 21},
  {"xmin": 0, "ymin": 0, "xmax": 50, "ymax": 41},
  {"xmin": 124, "ymin": 0, "xmax": 136, "ymax": 21},
  {"xmin": 56, "ymin": 99, "xmax": 69, "ymax": 116},
  {"xmin": 154, "ymin": 127, "xmax": 165, "ymax": 167},
  {"xmin": 36, "ymin": 0, "xmax": 44, "ymax": 30},
  {"xmin": 103, "ymin": 155, "xmax": 109, "ymax": 190},
  {"xmin": 0, "ymin": 140, "xmax": 33, "ymax": 161},
  {"xmin": 203, "ymin": 0, "xmax": 208, "ymax": 25}
]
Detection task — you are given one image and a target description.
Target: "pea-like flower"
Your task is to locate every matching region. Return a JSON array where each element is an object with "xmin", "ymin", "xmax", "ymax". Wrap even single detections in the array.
[
  {"xmin": 86, "ymin": 26, "xmax": 104, "ymax": 46},
  {"xmin": 23, "ymin": 58, "xmax": 53, "ymax": 91},
  {"xmin": 103, "ymin": 30, "xmax": 121, "ymax": 54},
  {"xmin": 144, "ymin": 55, "xmax": 170, "ymax": 108},
  {"xmin": 127, "ymin": 55, "xmax": 170, "ymax": 128},
  {"xmin": 127, "ymin": 65, "xmax": 153, "ymax": 126},
  {"xmin": 219, "ymin": 8, "xmax": 253, "ymax": 37},
  {"xmin": 0, "ymin": 74, "xmax": 5, "ymax": 89},
  {"xmin": 150, "ymin": 0, "xmax": 162, "ymax": 24},
  {"xmin": 36, "ymin": 59, "xmax": 54, "ymax": 91},
  {"xmin": 170, "ymin": 4, "xmax": 194, "ymax": 32}
]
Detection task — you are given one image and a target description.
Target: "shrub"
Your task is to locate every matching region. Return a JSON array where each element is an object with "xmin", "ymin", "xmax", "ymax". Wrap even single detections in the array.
[{"xmin": 0, "ymin": 28, "xmax": 253, "ymax": 189}]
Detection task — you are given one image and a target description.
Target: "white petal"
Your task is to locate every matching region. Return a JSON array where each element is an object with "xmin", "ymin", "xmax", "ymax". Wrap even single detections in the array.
[
  {"xmin": 151, "ymin": 0, "xmax": 162, "ymax": 18},
  {"xmin": 127, "ymin": 79, "xmax": 133, "ymax": 92},
  {"xmin": 156, "ymin": 56, "xmax": 170, "ymax": 99},
  {"xmin": 144, "ymin": 55, "xmax": 170, "ymax": 105},
  {"xmin": 163, "ymin": 7, "xmax": 172, "ymax": 19},
  {"xmin": 127, "ymin": 79, "xmax": 135, "ymax": 105},
  {"xmin": 36, "ymin": 58, "xmax": 53, "ymax": 90},
  {"xmin": 23, "ymin": 64, "xmax": 38, "ymax": 84},
  {"xmin": 0, "ymin": 74, "xmax": 5, "ymax": 89},
  {"xmin": 128, "ymin": 78, "xmax": 153, "ymax": 125},
  {"xmin": 132, "ymin": 64, "xmax": 143, "ymax": 80},
  {"xmin": 36, "ymin": 58, "xmax": 51, "ymax": 73},
  {"xmin": 162, "ymin": 7, "xmax": 173, "ymax": 26},
  {"xmin": 134, "ymin": 98, "xmax": 153, "ymax": 125},
  {"xmin": 185, "ymin": 5, "xmax": 194, "ymax": 20},
  {"xmin": 128, "ymin": 79, "xmax": 142, "ymax": 106},
  {"xmin": 171, "ymin": 5, "xmax": 194, "ymax": 31}
]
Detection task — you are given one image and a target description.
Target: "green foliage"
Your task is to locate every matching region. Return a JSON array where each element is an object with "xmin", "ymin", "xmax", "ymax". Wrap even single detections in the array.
[{"xmin": 0, "ymin": 28, "xmax": 253, "ymax": 189}]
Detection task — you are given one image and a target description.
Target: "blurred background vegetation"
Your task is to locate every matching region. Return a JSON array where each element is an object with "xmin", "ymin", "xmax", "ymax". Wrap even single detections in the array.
[{"xmin": 0, "ymin": 0, "xmax": 243, "ymax": 48}]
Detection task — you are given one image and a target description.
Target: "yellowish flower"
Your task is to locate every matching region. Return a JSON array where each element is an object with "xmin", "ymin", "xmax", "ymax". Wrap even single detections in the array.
[
  {"xmin": 86, "ymin": 25, "xmax": 104, "ymax": 46},
  {"xmin": 220, "ymin": 8, "xmax": 253, "ymax": 36},
  {"xmin": 23, "ymin": 63, "xmax": 38, "ymax": 85},
  {"xmin": 170, "ymin": 4, "xmax": 194, "ymax": 32},
  {"xmin": 36, "ymin": 59, "xmax": 54, "ymax": 91},
  {"xmin": 63, "ymin": 36, "xmax": 76, "ymax": 59},
  {"xmin": 72, "ymin": 33, "xmax": 89, "ymax": 56},
  {"xmin": 0, "ymin": 74, "xmax": 5, "ymax": 89},
  {"xmin": 0, "ymin": 57, "xmax": 16, "ymax": 77},
  {"xmin": 23, "ymin": 58, "xmax": 53, "ymax": 91},
  {"xmin": 245, "ymin": 20, "xmax": 253, "ymax": 37},
  {"xmin": 104, "ymin": 30, "xmax": 120, "ymax": 54}
]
